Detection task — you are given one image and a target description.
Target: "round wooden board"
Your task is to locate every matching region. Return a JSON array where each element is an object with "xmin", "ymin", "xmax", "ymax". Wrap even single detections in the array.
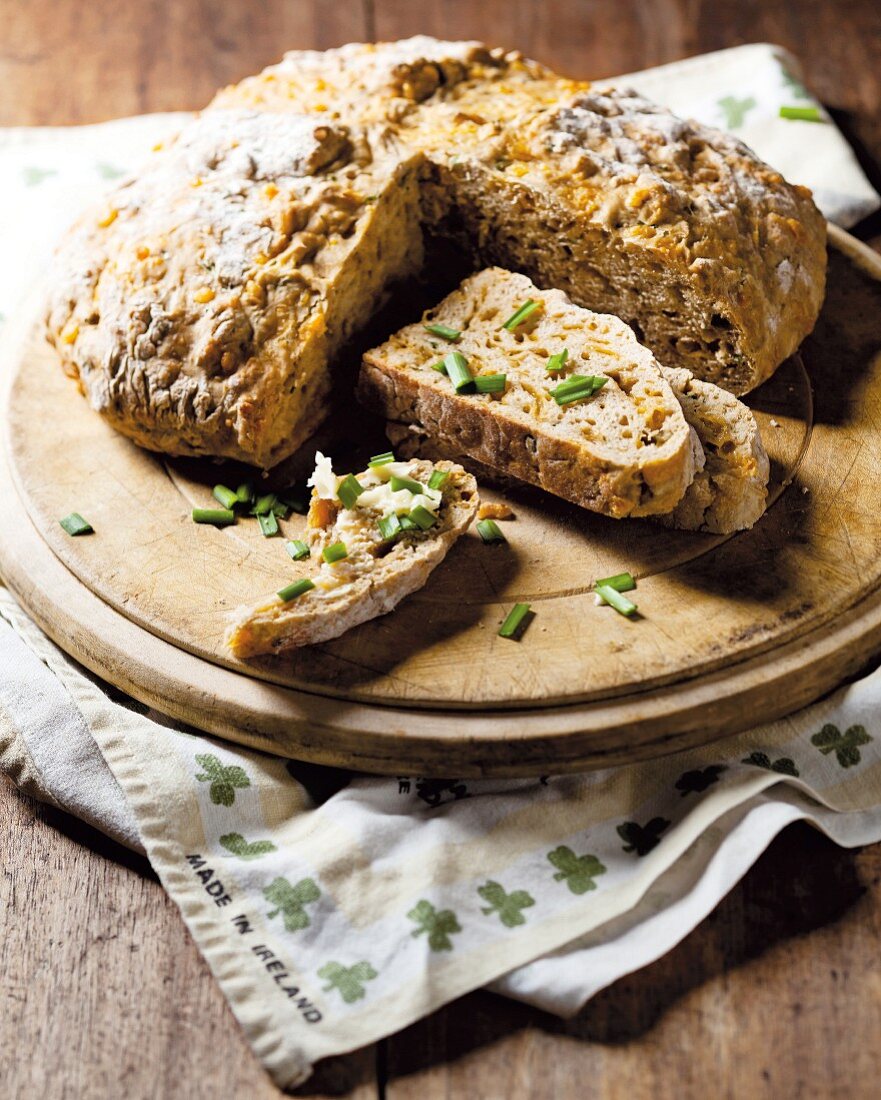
[{"xmin": 2, "ymin": 225, "xmax": 881, "ymax": 776}]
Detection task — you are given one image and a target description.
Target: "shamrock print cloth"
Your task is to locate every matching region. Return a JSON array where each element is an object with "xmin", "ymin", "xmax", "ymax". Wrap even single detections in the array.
[{"xmin": 1, "ymin": 44, "xmax": 880, "ymax": 1091}]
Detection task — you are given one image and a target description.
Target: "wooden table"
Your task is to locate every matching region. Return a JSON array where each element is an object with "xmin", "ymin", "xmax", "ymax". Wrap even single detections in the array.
[{"xmin": 2, "ymin": 2, "xmax": 881, "ymax": 1095}]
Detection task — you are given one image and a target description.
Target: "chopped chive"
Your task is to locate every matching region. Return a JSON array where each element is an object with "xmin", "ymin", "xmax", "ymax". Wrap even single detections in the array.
[
  {"xmin": 498, "ymin": 602, "xmax": 533, "ymax": 639},
  {"xmin": 424, "ymin": 322, "xmax": 461, "ymax": 342},
  {"xmin": 476, "ymin": 518, "xmax": 506, "ymax": 543},
  {"xmin": 192, "ymin": 508, "xmax": 236, "ymax": 527},
  {"xmin": 272, "ymin": 500, "xmax": 290, "ymax": 519},
  {"xmin": 431, "ymin": 360, "xmax": 448, "ymax": 374},
  {"xmin": 475, "ymin": 373, "xmax": 507, "ymax": 394},
  {"xmin": 595, "ymin": 583, "xmax": 638, "ymax": 617},
  {"xmin": 428, "ymin": 469, "xmax": 450, "ymax": 490},
  {"xmin": 368, "ymin": 451, "xmax": 395, "ymax": 467},
  {"xmin": 337, "ymin": 473, "xmax": 365, "ymax": 510},
  {"xmin": 399, "ymin": 515, "xmax": 418, "ymax": 532},
  {"xmin": 409, "ymin": 505, "xmax": 436, "ymax": 530},
  {"xmin": 546, "ymin": 348, "xmax": 569, "ymax": 372},
  {"xmin": 444, "ymin": 351, "xmax": 474, "ymax": 393},
  {"xmin": 390, "ymin": 474, "xmax": 425, "ymax": 494},
  {"xmin": 550, "ymin": 374, "xmax": 608, "ymax": 406},
  {"xmin": 779, "ymin": 105, "xmax": 824, "ymax": 122},
  {"xmin": 59, "ymin": 512, "xmax": 93, "ymax": 536},
  {"xmin": 377, "ymin": 512, "xmax": 403, "ymax": 541},
  {"xmin": 285, "ymin": 539, "xmax": 310, "ymax": 560},
  {"xmin": 258, "ymin": 511, "xmax": 279, "ymax": 537},
  {"xmin": 595, "ymin": 571, "xmax": 636, "ymax": 593},
  {"xmin": 235, "ymin": 481, "xmax": 254, "ymax": 505},
  {"xmin": 279, "ymin": 487, "xmax": 309, "ymax": 515},
  {"xmin": 502, "ymin": 299, "xmax": 540, "ymax": 331},
  {"xmin": 213, "ymin": 484, "xmax": 238, "ymax": 509},
  {"xmin": 252, "ymin": 492, "xmax": 277, "ymax": 516},
  {"xmin": 322, "ymin": 541, "xmax": 348, "ymax": 564},
  {"xmin": 277, "ymin": 578, "xmax": 315, "ymax": 602}
]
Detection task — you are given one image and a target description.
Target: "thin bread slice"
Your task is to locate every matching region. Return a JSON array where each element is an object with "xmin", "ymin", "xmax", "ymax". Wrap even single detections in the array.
[
  {"xmin": 358, "ymin": 268, "xmax": 697, "ymax": 519},
  {"xmin": 226, "ymin": 457, "xmax": 478, "ymax": 657},
  {"xmin": 656, "ymin": 368, "xmax": 769, "ymax": 533}
]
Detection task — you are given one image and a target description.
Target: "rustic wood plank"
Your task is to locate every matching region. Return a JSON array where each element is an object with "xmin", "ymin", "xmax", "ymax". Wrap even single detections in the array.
[
  {"xmin": 0, "ymin": 778, "xmax": 378, "ymax": 1099},
  {"xmin": 383, "ymin": 822, "xmax": 881, "ymax": 1099}
]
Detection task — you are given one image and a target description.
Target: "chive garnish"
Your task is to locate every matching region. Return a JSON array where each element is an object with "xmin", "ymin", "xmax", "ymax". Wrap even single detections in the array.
[
  {"xmin": 779, "ymin": 105, "xmax": 823, "ymax": 122},
  {"xmin": 213, "ymin": 484, "xmax": 238, "ymax": 509},
  {"xmin": 252, "ymin": 493, "xmax": 277, "ymax": 516},
  {"xmin": 277, "ymin": 578, "xmax": 315, "ymax": 602},
  {"xmin": 444, "ymin": 351, "xmax": 474, "ymax": 393},
  {"xmin": 399, "ymin": 515, "xmax": 418, "ymax": 532},
  {"xmin": 424, "ymin": 322, "xmax": 461, "ymax": 342},
  {"xmin": 59, "ymin": 512, "xmax": 93, "ymax": 536},
  {"xmin": 596, "ymin": 572, "xmax": 636, "ymax": 593},
  {"xmin": 550, "ymin": 374, "xmax": 608, "ymax": 406},
  {"xmin": 285, "ymin": 539, "xmax": 310, "ymax": 560},
  {"xmin": 595, "ymin": 583, "xmax": 638, "ymax": 617},
  {"xmin": 272, "ymin": 500, "xmax": 290, "ymax": 519},
  {"xmin": 476, "ymin": 518, "xmax": 506, "ymax": 543},
  {"xmin": 431, "ymin": 360, "xmax": 448, "ymax": 374},
  {"xmin": 235, "ymin": 482, "xmax": 254, "ymax": 505},
  {"xmin": 546, "ymin": 348, "xmax": 569, "ymax": 372},
  {"xmin": 377, "ymin": 513, "xmax": 403, "ymax": 541},
  {"xmin": 390, "ymin": 474, "xmax": 425, "ymax": 494},
  {"xmin": 409, "ymin": 505, "xmax": 436, "ymax": 530},
  {"xmin": 322, "ymin": 541, "xmax": 348, "ymax": 564},
  {"xmin": 498, "ymin": 602, "xmax": 533, "ymax": 639},
  {"xmin": 337, "ymin": 474, "xmax": 365, "ymax": 509},
  {"xmin": 428, "ymin": 469, "xmax": 450, "ymax": 490},
  {"xmin": 502, "ymin": 299, "xmax": 540, "ymax": 331},
  {"xmin": 192, "ymin": 508, "xmax": 236, "ymax": 527},
  {"xmin": 368, "ymin": 451, "xmax": 395, "ymax": 467},
  {"xmin": 475, "ymin": 373, "xmax": 507, "ymax": 394},
  {"xmin": 258, "ymin": 511, "xmax": 279, "ymax": 537}
]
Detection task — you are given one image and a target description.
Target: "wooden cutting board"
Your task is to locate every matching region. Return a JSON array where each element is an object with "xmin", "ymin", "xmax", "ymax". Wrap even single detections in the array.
[{"xmin": 2, "ymin": 224, "xmax": 881, "ymax": 776}]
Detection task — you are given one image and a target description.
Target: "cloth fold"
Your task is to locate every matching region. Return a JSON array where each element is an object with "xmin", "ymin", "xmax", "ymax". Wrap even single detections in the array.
[{"xmin": 2, "ymin": 44, "xmax": 880, "ymax": 1089}]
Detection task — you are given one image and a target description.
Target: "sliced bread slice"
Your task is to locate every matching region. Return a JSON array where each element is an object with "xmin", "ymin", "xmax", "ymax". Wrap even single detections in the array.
[
  {"xmin": 656, "ymin": 368, "xmax": 769, "ymax": 533},
  {"xmin": 358, "ymin": 268, "xmax": 697, "ymax": 519},
  {"xmin": 226, "ymin": 456, "xmax": 478, "ymax": 657}
]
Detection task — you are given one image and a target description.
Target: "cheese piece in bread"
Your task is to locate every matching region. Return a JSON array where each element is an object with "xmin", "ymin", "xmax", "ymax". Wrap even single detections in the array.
[
  {"xmin": 226, "ymin": 456, "xmax": 477, "ymax": 657},
  {"xmin": 358, "ymin": 268, "xmax": 697, "ymax": 519}
]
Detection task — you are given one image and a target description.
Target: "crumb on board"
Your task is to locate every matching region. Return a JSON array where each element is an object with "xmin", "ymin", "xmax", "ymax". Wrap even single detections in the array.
[
  {"xmin": 478, "ymin": 501, "xmax": 515, "ymax": 521},
  {"xmin": 769, "ymin": 418, "xmax": 780, "ymax": 427}
]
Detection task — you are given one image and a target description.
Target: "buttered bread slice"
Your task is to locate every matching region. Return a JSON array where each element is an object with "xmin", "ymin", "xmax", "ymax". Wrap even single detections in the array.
[
  {"xmin": 226, "ymin": 456, "xmax": 477, "ymax": 657},
  {"xmin": 358, "ymin": 269, "xmax": 697, "ymax": 519}
]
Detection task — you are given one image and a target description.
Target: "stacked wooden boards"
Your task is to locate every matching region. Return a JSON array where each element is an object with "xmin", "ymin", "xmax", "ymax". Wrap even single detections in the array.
[{"xmin": 2, "ymin": 226, "xmax": 881, "ymax": 777}]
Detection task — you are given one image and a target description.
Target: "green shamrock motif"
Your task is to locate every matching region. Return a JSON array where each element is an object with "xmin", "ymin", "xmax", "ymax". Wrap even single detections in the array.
[
  {"xmin": 22, "ymin": 166, "xmax": 57, "ymax": 187},
  {"xmin": 741, "ymin": 751, "xmax": 799, "ymax": 777},
  {"xmin": 477, "ymin": 880, "xmax": 535, "ymax": 927},
  {"xmin": 810, "ymin": 723, "xmax": 872, "ymax": 768},
  {"xmin": 96, "ymin": 161, "xmax": 125, "ymax": 179},
  {"xmin": 318, "ymin": 961, "xmax": 378, "ymax": 1003},
  {"xmin": 547, "ymin": 846, "xmax": 607, "ymax": 893},
  {"xmin": 407, "ymin": 899, "xmax": 461, "ymax": 951},
  {"xmin": 675, "ymin": 765, "xmax": 727, "ymax": 796},
  {"xmin": 194, "ymin": 753, "xmax": 250, "ymax": 806},
  {"xmin": 219, "ymin": 832, "xmax": 277, "ymax": 860},
  {"xmin": 717, "ymin": 94, "xmax": 757, "ymax": 129},
  {"xmin": 616, "ymin": 818, "xmax": 671, "ymax": 856},
  {"xmin": 263, "ymin": 876, "xmax": 320, "ymax": 932}
]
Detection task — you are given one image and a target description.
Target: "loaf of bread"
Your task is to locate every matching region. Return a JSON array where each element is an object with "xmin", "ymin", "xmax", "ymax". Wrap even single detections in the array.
[
  {"xmin": 226, "ymin": 456, "xmax": 478, "ymax": 657},
  {"xmin": 367, "ymin": 268, "xmax": 769, "ymax": 533},
  {"xmin": 359, "ymin": 268, "xmax": 698, "ymax": 519},
  {"xmin": 217, "ymin": 37, "xmax": 827, "ymax": 393},
  {"xmin": 48, "ymin": 37, "xmax": 825, "ymax": 467}
]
